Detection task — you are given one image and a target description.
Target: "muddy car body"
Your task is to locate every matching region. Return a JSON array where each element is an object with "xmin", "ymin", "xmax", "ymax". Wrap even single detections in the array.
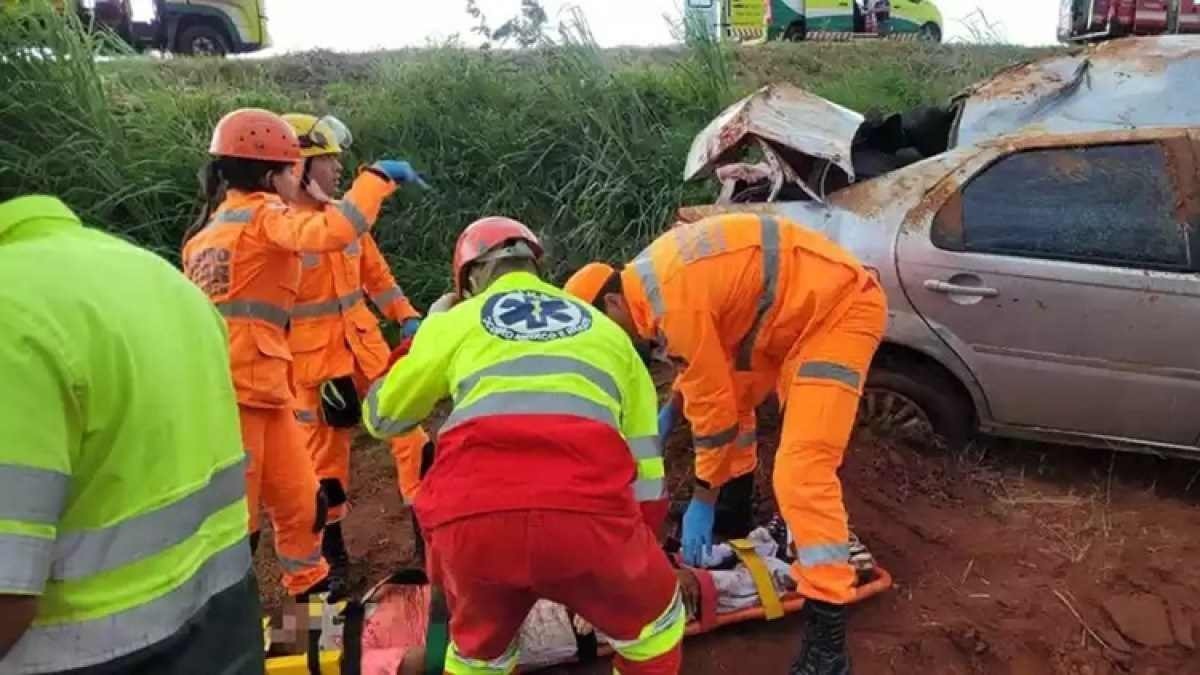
[{"xmin": 680, "ymin": 36, "xmax": 1200, "ymax": 456}]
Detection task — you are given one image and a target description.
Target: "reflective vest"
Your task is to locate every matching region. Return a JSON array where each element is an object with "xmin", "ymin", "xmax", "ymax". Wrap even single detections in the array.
[
  {"xmin": 181, "ymin": 171, "xmax": 394, "ymax": 408},
  {"xmin": 289, "ymin": 221, "xmax": 420, "ymax": 386},
  {"xmin": 621, "ymin": 213, "xmax": 881, "ymax": 487},
  {"xmin": 363, "ymin": 271, "xmax": 665, "ymax": 530},
  {"xmin": 0, "ymin": 196, "xmax": 251, "ymax": 673}
]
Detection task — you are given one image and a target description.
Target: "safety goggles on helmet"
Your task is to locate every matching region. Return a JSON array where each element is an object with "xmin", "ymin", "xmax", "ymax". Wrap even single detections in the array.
[{"xmin": 298, "ymin": 115, "xmax": 353, "ymax": 155}]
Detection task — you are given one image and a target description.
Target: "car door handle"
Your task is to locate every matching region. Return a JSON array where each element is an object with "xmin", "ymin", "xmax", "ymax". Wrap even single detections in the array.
[{"xmin": 923, "ymin": 279, "xmax": 998, "ymax": 297}]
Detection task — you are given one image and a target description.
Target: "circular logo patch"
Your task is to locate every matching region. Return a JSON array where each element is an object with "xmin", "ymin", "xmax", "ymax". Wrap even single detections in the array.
[{"xmin": 481, "ymin": 290, "xmax": 593, "ymax": 342}]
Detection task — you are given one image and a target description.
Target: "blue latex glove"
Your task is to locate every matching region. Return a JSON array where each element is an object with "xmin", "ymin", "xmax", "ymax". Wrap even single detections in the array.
[
  {"xmin": 681, "ymin": 498, "xmax": 715, "ymax": 566},
  {"xmin": 371, "ymin": 160, "xmax": 430, "ymax": 189},
  {"xmin": 401, "ymin": 318, "xmax": 421, "ymax": 338},
  {"xmin": 656, "ymin": 400, "xmax": 677, "ymax": 446}
]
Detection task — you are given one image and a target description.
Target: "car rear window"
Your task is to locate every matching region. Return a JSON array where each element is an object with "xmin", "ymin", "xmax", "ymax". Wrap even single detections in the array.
[{"xmin": 933, "ymin": 143, "xmax": 1193, "ymax": 270}]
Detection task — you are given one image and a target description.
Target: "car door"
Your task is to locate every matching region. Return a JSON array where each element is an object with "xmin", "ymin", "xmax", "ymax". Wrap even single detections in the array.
[{"xmin": 895, "ymin": 129, "xmax": 1200, "ymax": 449}]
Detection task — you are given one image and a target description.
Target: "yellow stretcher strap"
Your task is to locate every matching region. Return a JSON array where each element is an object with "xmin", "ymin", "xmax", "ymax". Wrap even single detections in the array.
[
  {"xmin": 265, "ymin": 649, "xmax": 341, "ymax": 675},
  {"xmin": 728, "ymin": 538, "xmax": 785, "ymax": 620}
]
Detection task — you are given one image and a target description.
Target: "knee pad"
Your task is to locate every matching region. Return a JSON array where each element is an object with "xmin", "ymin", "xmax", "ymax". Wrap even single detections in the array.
[
  {"xmin": 319, "ymin": 478, "xmax": 348, "ymax": 508},
  {"xmin": 319, "ymin": 375, "xmax": 361, "ymax": 429}
]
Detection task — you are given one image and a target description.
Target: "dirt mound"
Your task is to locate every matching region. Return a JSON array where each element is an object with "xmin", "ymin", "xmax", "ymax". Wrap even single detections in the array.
[{"xmin": 255, "ymin": 402, "xmax": 1200, "ymax": 673}]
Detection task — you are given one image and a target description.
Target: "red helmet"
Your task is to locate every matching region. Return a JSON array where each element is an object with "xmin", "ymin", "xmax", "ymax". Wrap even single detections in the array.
[
  {"xmin": 452, "ymin": 216, "xmax": 544, "ymax": 295},
  {"xmin": 208, "ymin": 108, "xmax": 301, "ymax": 163}
]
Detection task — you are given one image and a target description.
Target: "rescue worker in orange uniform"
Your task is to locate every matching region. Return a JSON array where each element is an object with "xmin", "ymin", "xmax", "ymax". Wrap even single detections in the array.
[
  {"xmin": 279, "ymin": 113, "xmax": 432, "ymax": 589},
  {"xmin": 565, "ymin": 213, "xmax": 887, "ymax": 675},
  {"xmin": 363, "ymin": 217, "xmax": 683, "ymax": 675},
  {"xmin": 181, "ymin": 108, "xmax": 426, "ymax": 600}
]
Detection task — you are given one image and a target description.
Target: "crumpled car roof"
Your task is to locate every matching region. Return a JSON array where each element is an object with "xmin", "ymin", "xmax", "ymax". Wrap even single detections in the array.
[{"xmin": 952, "ymin": 36, "xmax": 1200, "ymax": 148}]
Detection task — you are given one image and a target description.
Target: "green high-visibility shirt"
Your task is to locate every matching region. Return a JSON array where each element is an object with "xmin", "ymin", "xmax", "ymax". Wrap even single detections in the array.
[{"xmin": 0, "ymin": 196, "xmax": 251, "ymax": 673}]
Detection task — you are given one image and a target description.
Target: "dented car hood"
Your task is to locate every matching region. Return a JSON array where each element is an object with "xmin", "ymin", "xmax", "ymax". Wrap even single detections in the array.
[
  {"xmin": 684, "ymin": 83, "xmax": 864, "ymax": 186},
  {"xmin": 953, "ymin": 36, "xmax": 1200, "ymax": 147}
]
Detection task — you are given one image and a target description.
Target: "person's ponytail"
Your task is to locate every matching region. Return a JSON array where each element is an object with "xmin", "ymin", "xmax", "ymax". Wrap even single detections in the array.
[{"xmin": 182, "ymin": 160, "xmax": 224, "ymax": 245}]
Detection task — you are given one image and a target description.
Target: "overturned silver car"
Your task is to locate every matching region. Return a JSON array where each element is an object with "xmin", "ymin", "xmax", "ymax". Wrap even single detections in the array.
[{"xmin": 680, "ymin": 36, "xmax": 1200, "ymax": 456}]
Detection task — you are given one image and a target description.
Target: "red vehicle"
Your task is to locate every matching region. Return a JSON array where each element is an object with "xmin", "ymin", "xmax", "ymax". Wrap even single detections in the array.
[{"xmin": 1059, "ymin": 0, "xmax": 1200, "ymax": 41}]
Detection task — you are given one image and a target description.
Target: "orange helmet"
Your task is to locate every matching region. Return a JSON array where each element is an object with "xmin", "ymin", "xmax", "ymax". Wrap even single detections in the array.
[
  {"xmin": 208, "ymin": 108, "xmax": 301, "ymax": 163},
  {"xmin": 452, "ymin": 216, "xmax": 543, "ymax": 295},
  {"xmin": 563, "ymin": 262, "xmax": 618, "ymax": 306}
]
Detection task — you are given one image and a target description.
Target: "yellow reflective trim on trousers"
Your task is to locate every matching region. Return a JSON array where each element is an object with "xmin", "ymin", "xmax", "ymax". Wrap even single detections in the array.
[
  {"xmin": 444, "ymin": 639, "xmax": 519, "ymax": 675},
  {"xmin": 607, "ymin": 587, "xmax": 685, "ymax": 662}
]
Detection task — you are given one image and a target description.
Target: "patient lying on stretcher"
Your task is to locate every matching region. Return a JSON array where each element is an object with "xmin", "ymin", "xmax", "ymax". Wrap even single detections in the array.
[{"xmin": 359, "ymin": 520, "xmax": 877, "ymax": 674}]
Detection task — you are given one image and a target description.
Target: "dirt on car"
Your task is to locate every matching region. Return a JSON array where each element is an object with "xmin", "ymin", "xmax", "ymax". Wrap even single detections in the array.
[{"xmin": 255, "ymin": 400, "xmax": 1200, "ymax": 674}]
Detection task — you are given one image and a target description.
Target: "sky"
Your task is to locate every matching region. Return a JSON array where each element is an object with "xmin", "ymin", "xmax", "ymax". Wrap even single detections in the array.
[{"xmin": 251, "ymin": 0, "xmax": 1060, "ymax": 54}]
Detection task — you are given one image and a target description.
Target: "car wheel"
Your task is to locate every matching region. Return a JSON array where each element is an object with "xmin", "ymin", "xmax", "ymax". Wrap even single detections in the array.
[
  {"xmin": 177, "ymin": 24, "xmax": 230, "ymax": 57},
  {"xmin": 856, "ymin": 358, "xmax": 973, "ymax": 449},
  {"xmin": 783, "ymin": 21, "xmax": 806, "ymax": 41},
  {"xmin": 918, "ymin": 22, "xmax": 942, "ymax": 43}
]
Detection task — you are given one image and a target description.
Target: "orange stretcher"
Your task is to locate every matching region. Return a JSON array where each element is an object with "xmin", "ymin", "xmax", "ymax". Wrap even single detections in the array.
[
  {"xmin": 683, "ymin": 538, "xmax": 893, "ymax": 635},
  {"xmin": 568, "ymin": 537, "xmax": 893, "ymax": 668},
  {"xmin": 265, "ymin": 538, "xmax": 893, "ymax": 675}
]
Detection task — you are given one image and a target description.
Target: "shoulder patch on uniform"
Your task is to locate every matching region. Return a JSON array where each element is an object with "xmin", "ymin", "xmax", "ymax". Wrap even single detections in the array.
[{"xmin": 481, "ymin": 290, "xmax": 592, "ymax": 342}]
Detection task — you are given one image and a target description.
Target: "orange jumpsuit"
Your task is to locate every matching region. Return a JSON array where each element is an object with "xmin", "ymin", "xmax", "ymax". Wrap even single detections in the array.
[
  {"xmin": 620, "ymin": 213, "xmax": 887, "ymax": 604},
  {"xmin": 287, "ymin": 218, "xmax": 429, "ymax": 520},
  {"xmin": 182, "ymin": 171, "xmax": 395, "ymax": 595}
]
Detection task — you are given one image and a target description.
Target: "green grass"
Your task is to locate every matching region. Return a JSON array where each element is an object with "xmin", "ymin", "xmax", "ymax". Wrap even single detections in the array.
[{"xmin": 0, "ymin": 2, "xmax": 1047, "ymax": 305}]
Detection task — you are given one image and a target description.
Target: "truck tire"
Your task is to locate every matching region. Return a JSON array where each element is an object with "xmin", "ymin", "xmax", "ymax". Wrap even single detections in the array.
[
  {"xmin": 176, "ymin": 23, "xmax": 230, "ymax": 57},
  {"xmin": 918, "ymin": 22, "xmax": 942, "ymax": 42},
  {"xmin": 784, "ymin": 21, "xmax": 807, "ymax": 41},
  {"xmin": 857, "ymin": 356, "xmax": 974, "ymax": 450}
]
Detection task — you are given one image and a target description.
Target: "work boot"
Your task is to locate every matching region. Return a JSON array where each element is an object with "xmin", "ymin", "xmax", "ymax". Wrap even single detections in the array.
[
  {"xmin": 321, "ymin": 522, "xmax": 351, "ymax": 601},
  {"xmin": 714, "ymin": 472, "xmax": 756, "ymax": 539},
  {"xmin": 790, "ymin": 600, "xmax": 851, "ymax": 675}
]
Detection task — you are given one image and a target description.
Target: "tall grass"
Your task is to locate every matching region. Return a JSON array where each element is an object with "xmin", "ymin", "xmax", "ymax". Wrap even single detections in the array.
[{"xmin": 0, "ymin": 1, "xmax": 1042, "ymax": 304}]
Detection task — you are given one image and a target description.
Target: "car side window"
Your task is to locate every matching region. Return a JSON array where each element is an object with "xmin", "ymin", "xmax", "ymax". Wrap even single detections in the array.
[{"xmin": 932, "ymin": 143, "xmax": 1194, "ymax": 271}]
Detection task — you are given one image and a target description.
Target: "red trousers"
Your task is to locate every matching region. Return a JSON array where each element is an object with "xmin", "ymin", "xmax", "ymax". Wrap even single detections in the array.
[{"xmin": 426, "ymin": 510, "xmax": 683, "ymax": 674}]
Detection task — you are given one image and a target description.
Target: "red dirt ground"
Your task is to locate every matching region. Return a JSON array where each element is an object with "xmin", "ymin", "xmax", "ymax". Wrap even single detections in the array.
[{"xmin": 256, "ymin": 401, "xmax": 1200, "ymax": 674}]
